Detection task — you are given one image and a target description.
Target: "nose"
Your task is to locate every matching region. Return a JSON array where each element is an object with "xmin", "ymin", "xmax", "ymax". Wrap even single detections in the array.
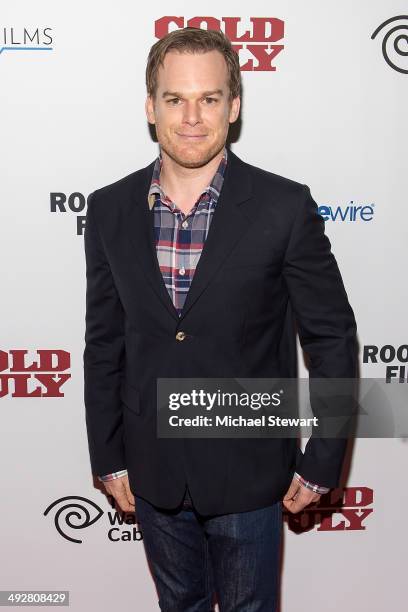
[{"xmin": 182, "ymin": 100, "xmax": 202, "ymax": 127}]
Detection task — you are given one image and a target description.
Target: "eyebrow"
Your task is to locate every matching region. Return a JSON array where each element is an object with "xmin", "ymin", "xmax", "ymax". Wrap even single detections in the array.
[{"xmin": 161, "ymin": 89, "xmax": 224, "ymax": 99}]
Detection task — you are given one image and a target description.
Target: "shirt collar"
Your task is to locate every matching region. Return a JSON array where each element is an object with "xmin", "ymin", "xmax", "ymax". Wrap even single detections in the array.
[{"xmin": 147, "ymin": 145, "xmax": 228, "ymax": 211}]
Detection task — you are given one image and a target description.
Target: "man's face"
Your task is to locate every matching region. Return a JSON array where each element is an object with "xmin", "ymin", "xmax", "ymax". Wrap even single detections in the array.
[{"xmin": 145, "ymin": 49, "xmax": 240, "ymax": 168}]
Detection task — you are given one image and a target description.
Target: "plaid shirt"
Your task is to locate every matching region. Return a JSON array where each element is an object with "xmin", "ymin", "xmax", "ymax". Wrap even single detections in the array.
[
  {"xmin": 98, "ymin": 146, "xmax": 329, "ymax": 496},
  {"xmin": 147, "ymin": 145, "xmax": 227, "ymax": 315}
]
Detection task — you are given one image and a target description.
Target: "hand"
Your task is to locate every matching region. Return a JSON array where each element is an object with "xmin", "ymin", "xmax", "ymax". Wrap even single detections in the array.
[
  {"xmin": 283, "ymin": 477, "xmax": 321, "ymax": 514},
  {"xmin": 103, "ymin": 473, "xmax": 135, "ymax": 513}
]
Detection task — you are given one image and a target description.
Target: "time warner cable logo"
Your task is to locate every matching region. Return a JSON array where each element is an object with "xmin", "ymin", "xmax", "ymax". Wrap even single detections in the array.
[
  {"xmin": 371, "ymin": 16, "xmax": 408, "ymax": 74},
  {"xmin": 44, "ymin": 495, "xmax": 143, "ymax": 544},
  {"xmin": 318, "ymin": 201, "xmax": 375, "ymax": 222},
  {"xmin": 0, "ymin": 27, "xmax": 53, "ymax": 56}
]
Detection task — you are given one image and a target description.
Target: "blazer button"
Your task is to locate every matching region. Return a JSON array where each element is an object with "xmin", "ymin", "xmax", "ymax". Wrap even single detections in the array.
[{"xmin": 176, "ymin": 331, "xmax": 186, "ymax": 341}]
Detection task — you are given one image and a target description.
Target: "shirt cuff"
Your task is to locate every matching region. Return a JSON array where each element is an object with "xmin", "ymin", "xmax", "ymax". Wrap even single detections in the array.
[
  {"xmin": 98, "ymin": 469, "xmax": 128, "ymax": 482},
  {"xmin": 294, "ymin": 471, "xmax": 330, "ymax": 494}
]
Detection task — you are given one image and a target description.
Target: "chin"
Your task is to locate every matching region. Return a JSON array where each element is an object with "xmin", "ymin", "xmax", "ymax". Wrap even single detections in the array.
[
  {"xmin": 176, "ymin": 156, "xmax": 212, "ymax": 169},
  {"xmin": 162, "ymin": 142, "xmax": 224, "ymax": 168}
]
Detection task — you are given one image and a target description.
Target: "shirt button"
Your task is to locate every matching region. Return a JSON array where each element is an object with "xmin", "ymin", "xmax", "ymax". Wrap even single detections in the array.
[
  {"xmin": 176, "ymin": 331, "xmax": 186, "ymax": 341},
  {"xmin": 179, "ymin": 267, "xmax": 186, "ymax": 276},
  {"xmin": 182, "ymin": 220, "xmax": 188, "ymax": 229}
]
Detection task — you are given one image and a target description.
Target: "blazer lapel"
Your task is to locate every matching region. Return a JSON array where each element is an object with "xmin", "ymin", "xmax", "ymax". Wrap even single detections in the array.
[
  {"xmin": 179, "ymin": 149, "xmax": 254, "ymax": 320},
  {"xmin": 127, "ymin": 161, "xmax": 181, "ymax": 321},
  {"xmin": 125, "ymin": 148, "xmax": 254, "ymax": 322}
]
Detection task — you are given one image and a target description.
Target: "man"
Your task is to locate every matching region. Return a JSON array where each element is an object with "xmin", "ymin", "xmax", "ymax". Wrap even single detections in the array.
[{"xmin": 83, "ymin": 27, "xmax": 357, "ymax": 611}]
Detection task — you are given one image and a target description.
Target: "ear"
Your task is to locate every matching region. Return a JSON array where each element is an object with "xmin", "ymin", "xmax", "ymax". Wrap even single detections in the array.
[
  {"xmin": 228, "ymin": 96, "xmax": 241, "ymax": 124},
  {"xmin": 145, "ymin": 95, "xmax": 156, "ymax": 125}
]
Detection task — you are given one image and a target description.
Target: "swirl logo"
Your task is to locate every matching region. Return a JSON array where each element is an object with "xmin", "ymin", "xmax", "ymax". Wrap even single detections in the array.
[
  {"xmin": 371, "ymin": 15, "xmax": 408, "ymax": 74},
  {"xmin": 44, "ymin": 496, "xmax": 104, "ymax": 543}
]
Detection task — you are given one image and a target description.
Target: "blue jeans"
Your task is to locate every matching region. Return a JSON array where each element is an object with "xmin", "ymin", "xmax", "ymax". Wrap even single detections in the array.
[{"xmin": 135, "ymin": 488, "xmax": 282, "ymax": 611}]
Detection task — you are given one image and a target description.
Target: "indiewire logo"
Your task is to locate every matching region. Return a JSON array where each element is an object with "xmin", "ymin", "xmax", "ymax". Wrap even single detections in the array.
[
  {"xmin": 318, "ymin": 202, "xmax": 375, "ymax": 222},
  {"xmin": 0, "ymin": 27, "xmax": 53, "ymax": 56}
]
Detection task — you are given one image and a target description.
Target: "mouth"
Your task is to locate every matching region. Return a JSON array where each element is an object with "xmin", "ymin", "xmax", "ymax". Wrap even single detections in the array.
[{"xmin": 176, "ymin": 133, "xmax": 208, "ymax": 139}]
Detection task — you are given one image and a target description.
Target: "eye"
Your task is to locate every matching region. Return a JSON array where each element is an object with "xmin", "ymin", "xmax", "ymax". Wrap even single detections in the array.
[
  {"xmin": 167, "ymin": 98, "xmax": 181, "ymax": 105},
  {"xmin": 204, "ymin": 97, "xmax": 218, "ymax": 104}
]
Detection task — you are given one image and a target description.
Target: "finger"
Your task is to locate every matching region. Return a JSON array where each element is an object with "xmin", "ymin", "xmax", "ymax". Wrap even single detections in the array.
[
  {"xmin": 285, "ymin": 490, "xmax": 320, "ymax": 514},
  {"xmin": 124, "ymin": 480, "xmax": 135, "ymax": 506},
  {"xmin": 282, "ymin": 481, "xmax": 302, "ymax": 512},
  {"xmin": 284, "ymin": 494, "xmax": 305, "ymax": 514},
  {"xmin": 283, "ymin": 478, "xmax": 300, "ymax": 500},
  {"xmin": 105, "ymin": 482, "xmax": 134, "ymax": 513},
  {"xmin": 290, "ymin": 495, "xmax": 309, "ymax": 514},
  {"xmin": 114, "ymin": 490, "xmax": 134, "ymax": 513}
]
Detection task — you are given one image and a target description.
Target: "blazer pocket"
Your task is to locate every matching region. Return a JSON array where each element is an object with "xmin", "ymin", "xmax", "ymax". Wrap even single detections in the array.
[{"xmin": 120, "ymin": 380, "xmax": 141, "ymax": 415}]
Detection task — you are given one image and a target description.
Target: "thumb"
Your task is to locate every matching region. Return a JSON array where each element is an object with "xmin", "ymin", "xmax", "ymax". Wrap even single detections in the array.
[{"xmin": 283, "ymin": 477, "xmax": 301, "ymax": 500}]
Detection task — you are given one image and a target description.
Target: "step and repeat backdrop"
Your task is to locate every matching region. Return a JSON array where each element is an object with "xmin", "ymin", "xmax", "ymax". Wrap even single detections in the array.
[{"xmin": 1, "ymin": 1, "xmax": 407, "ymax": 610}]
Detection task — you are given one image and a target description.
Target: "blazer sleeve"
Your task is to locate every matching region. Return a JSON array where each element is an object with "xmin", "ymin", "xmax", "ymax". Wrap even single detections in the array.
[
  {"xmin": 83, "ymin": 190, "xmax": 126, "ymax": 476},
  {"xmin": 283, "ymin": 184, "xmax": 358, "ymax": 488}
]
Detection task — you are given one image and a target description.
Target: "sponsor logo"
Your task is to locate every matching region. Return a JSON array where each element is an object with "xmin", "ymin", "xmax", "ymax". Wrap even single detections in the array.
[
  {"xmin": 363, "ymin": 344, "xmax": 408, "ymax": 382},
  {"xmin": 318, "ymin": 202, "xmax": 375, "ymax": 222},
  {"xmin": 50, "ymin": 192, "xmax": 90, "ymax": 235},
  {"xmin": 0, "ymin": 350, "xmax": 70, "ymax": 398},
  {"xmin": 45, "ymin": 488, "xmax": 372, "ymax": 540},
  {"xmin": 0, "ymin": 27, "xmax": 53, "ymax": 56},
  {"xmin": 371, "ymin": 16, "xmax": 408, "ymax": 74},
  {"xmin": 155, "ymin": 17, "xmax": 284, "ymax": 71},
  {"xmin": 285, "ymin": 487, "xmax": 373, "ymax": 532},
  {"xmin": 44, "ymin": 495, "xmax": 143, "ymax": 543}
]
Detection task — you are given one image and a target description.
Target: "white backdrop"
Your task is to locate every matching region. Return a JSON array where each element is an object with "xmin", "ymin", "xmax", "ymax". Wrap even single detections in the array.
[{"xmin": 1, "ymin": 1, "xmax": 407, "ymax": 610}]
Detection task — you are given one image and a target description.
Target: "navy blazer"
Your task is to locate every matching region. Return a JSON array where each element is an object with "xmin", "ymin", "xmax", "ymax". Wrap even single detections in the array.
[{"xmin": 83, "ymin": 148, "xmax": 357, "ymax": 515}]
